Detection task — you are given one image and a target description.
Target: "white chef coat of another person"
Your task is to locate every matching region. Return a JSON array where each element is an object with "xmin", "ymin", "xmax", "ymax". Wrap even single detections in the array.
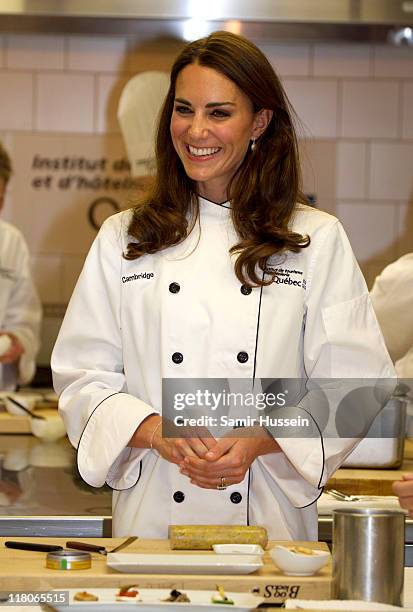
[
  {"xmin": 0, "ymin": 141, "xmax": 42, "ymax": 391},
  {"xmin": 370, "ymin": 253, "xmax": 413, "ymax": 379},
  {"xmin": 52, "ymin": 31, "xmax": 395, "ymax": 540},
  {"xmin": 371, "ymin": 254, "xmax": 413, "ymax": 513}
]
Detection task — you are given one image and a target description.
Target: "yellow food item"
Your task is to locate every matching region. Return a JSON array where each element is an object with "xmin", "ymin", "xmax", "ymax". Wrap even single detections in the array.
[
  {"xmin": 289, "ymin": 546, "xmax": 314, "ymax": 555},
  {"xmin": 169, "ymin": 525, "xmax": 268, "ymax": 550},
  {"xmin": 211, "ymin": 585, "xmax": 234, "ymax": 605},
  {"xmin": 74, "ymin": 591, "xmax": 99, "ymax": 602}
]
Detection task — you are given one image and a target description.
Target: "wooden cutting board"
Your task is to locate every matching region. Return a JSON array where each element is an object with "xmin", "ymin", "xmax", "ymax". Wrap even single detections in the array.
[
  {"xmin": 0, "ymin": 538, "xmax": 332, "ymax": 603},
  {"xmin": 0, "ymin": 407, "xmax": 58, "ymax": 434},
  {"xmin": 326, "ymin": 458, "xmax": 413, "ymax": 496}
]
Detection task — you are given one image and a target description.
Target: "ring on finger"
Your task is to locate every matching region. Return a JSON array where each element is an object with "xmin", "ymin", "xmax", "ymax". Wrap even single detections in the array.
[{"xmin": 217, "ymin": 476, "xmax": 227, "ymax": 491}]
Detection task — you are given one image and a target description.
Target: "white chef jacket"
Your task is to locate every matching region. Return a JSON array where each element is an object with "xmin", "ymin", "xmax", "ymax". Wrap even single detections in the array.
[
  {"xmin": 0, "ymin": 219, "xmax": 42, "ymax": 390},
  {"xmin": 52, "ymin": 198, "xmax": 395, "ymax": 540},
  {"xmin": 371, "ymin": 253, "xmax": 413, "ymax": 379}
]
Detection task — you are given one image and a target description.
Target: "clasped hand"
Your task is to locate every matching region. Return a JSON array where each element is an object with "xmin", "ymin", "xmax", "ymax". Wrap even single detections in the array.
[{"xmin": 155, "ymin": 425, "xmax": 280, "ymax": 489}]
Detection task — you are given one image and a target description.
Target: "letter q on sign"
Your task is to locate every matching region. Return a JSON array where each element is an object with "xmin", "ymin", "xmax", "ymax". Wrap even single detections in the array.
[{"xmin": 88, "ymin": 197, "xmax": 120, "ymax": 231}]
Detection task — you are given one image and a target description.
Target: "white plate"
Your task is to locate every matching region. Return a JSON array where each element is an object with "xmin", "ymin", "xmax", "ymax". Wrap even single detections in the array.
[
  {"xmin": 51, "ymin": 588, "xmax": 262, "ymax": 611},
  {"xmin": 213, "ymin": 544, "xmax": 264, "ymax": 556},
  {"xmin": 107, "ymin": 553, "xmax": 263, "ymax": 575}
]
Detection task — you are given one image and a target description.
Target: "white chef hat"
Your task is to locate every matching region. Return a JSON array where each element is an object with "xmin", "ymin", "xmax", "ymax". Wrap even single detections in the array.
[{"xmin": 117, "ymin": 71, "xmax": 170, "ymax": 177}]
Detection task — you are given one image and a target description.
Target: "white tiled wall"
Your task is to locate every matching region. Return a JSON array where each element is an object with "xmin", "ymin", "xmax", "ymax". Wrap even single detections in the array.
[
  {"xmin": 67, "ymin": 36, "xmax": 128, "ymax": 72},
  {"xmin": 336, "ymin": 142, "xmax": 367, "ymax": 200},
  {"xmin": 36, "ymin": 73, "xmax": 95, "ymax": 132},
  {"xmin": 6, "ymin": 34, "xmax": 65, "ymax": 70},
  {"xmin": 0, "ymin": 72, "xmax": 33, "ymax": 130},
  {"xmin": 373, "ymin": 45, "xmax": 413, "ymax": 78},
  {"xmin": 259, "ymin": 43, "xmax": 310, "ymax": 76},
  {"xmin": 369, "ymin": 142, "xmax": 413, "ymax": 200},
  {"xmin": 313, "ymin": 43, "xmax": 371, "ymax": 77},
  {"xmin": 0, "ymin": 35, "xmax": 412, "ymax": 363},
  {"xmin": 340, "ymin": 81, "xmax": 399, "ymax": 138},
  {"xmin": 96, "ymin": 74, "xmax": 131, "ymax": 134},
  {"xmin": 284, "ymin": 79, "xmax": 338, "ymax": 138},
  {"xmin": 402, "ymin": 82, "xmax": 413, "ymax": 139}
]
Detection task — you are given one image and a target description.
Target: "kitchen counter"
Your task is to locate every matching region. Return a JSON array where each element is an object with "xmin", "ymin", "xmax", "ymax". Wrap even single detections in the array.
[{"xmin": 0, "ymin": 537, "xmax": 331, "ymax": 600}]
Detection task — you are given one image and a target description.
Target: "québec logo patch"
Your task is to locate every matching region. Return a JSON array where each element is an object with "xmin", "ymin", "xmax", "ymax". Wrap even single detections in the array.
[
  {"xmin": 122, "ymin": 272, "xmax": 154, "ymax": 283},
  {"xmin": 265, "ymin": 266, "xmax": 306, "ymax": 290}
]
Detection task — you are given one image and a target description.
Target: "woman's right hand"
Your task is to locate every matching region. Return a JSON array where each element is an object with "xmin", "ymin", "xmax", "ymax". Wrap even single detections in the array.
[
  {"xmin": 129, "ymin": 414, "xmax": 216, "ymax": 465},
  {"xmin": 152, "ymin": 419, "xmax": 216, "ymax": 465},
  {"xmin": 392, "ymin": 473, "xmax": 413, "ymax": 517}
]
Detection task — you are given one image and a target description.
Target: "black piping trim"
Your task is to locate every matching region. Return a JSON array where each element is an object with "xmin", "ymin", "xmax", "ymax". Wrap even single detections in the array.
[
  {"xmin": 291, "ymin": 403, "xmax": 326, "ymax": 508},
  {"xmin": 106, "ymin": 460, "xmax": 143, "ymax": 492},
  {"xmin": 76, "ymin": 391, "xmax": 143, "ymax": 491},
  {"xmin": 252, "ymin": 278, "xmax": 264, "ymax": 382},
  {"xmin": 301, "ymin": 404, "xmax": 326, "ymax": 491},
  {"xmin": 246, "ymin": 468, "xmax": 251, "ymax": 526},
  {"xmin": 247, "ymin": 268, "xmax": 265, "ymax": 525},
  {"xmin": 198, "ymin": 195, "xmax": 231, "ymax": 208},
  {"xmin": 249, "ymin": 265, "xmax": 326, "ymax": 513},
  {"xmin": 297, "ymin": 486, "xmax": 324, "ymax": 509}
]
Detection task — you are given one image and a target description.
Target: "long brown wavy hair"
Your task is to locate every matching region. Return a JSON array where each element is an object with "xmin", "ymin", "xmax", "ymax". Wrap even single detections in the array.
[{"xmin": 125, "ymin": 31, "xmax": 310, "ymax": 286}]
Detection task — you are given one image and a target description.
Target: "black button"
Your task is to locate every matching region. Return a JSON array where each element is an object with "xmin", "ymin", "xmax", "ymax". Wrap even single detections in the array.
[
  {"xmin": 230, "ymin": 492, "xmax": 242, "ymax": 504},
  {"xmin": 173, "ymin": 491, "xmax": 185, "ymax": 503},
  {"xmin": 237, "ymin": 351, "xmax": 249, "ymax": 363},
  {"xmin": 169, "ymin": 282, "xmax": 180, "ymax": 294},
  {"xmin": 240, "ymin": 284, "xmax": 252, "ymax": 295},
  {"xmin": 172, "ymin": 352, "xmax": 183, "ymax": 364}
]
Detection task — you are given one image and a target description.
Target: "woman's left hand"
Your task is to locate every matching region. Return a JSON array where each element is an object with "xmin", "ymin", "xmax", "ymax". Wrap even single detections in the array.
[
  {"xmin": 0, "ymin": 333, "xmax": 24, "ymax": 365},
  {"xmin": 180, "ymin": 429, "xmax": 281, "ymax": 489}
]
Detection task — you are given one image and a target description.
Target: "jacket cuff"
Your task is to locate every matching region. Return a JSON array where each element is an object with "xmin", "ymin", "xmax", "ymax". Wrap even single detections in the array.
[
  {"xmin": 77, "ymin": 392, "xmax": 157, "ymax": 488},
  {"xmin": 258, "ymin": 437, "xmax": 324, "ymax": 508}
]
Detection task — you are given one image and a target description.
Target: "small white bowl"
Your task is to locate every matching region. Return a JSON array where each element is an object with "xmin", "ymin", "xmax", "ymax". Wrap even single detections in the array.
[
  {"xmin": 29, "ymin": 413, "xmax": 66, "ymax": 442},
  {"xmin": 213, "ymin": 544, "xmax": 264, "ymax": 556},
  {"xmin": 29, "ymin": 441, "xmax": 73, "ymax": 467},
  {"xmin": 2, "ymin": 448, "xmax": 30, "ymax": 471},
  {"xmin": 270, "ymin": 545, "xmax": 330, "ymax": 576},
  {"xmin": 4, "ymin": 393, "xmax": 38, "ymax": 416}
]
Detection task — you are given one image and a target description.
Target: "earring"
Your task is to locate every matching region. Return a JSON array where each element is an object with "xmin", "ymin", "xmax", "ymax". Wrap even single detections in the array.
[{"xmin": 251, "ymin": 138, "xmax": 256, "ymax": 152}]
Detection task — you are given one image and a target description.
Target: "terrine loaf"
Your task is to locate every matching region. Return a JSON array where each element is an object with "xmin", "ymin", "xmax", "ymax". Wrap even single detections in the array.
[{"xmin": 169, "ymin": 525, "xmax": 268, "ymax": 550}]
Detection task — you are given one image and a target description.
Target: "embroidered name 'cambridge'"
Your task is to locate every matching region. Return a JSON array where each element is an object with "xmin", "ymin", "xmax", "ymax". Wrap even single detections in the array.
[{"xmin": 122, "ymin": 272, "xmax": 154, "ymax": 283}]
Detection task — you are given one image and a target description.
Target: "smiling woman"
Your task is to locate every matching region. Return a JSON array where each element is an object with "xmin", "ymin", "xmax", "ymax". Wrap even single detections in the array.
[
  {"xmin": 170, "ymin": 63, "xmax": 271, "ymax": 204},
  {"xmin": 125, "ymin": 31, "xmax": 310, "ymax": 287},
  {"xmin": 52, "ymin": 31, "xmax": 395, "ymax": 541}
]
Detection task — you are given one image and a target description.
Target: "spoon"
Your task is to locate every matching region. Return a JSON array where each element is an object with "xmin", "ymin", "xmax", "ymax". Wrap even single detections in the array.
[{"xmin": 6, "ymin": 396, "xmax": 46, "ymax": 420}]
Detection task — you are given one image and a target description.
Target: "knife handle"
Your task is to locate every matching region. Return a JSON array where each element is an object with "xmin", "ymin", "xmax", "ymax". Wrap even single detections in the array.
[
  {"xmin": 5, "ymin": 541, "xmax": 63, "ymax": 552},
  {"xmin": 66, "ymin": 541, "xmax": 106, "ymax": 554}
]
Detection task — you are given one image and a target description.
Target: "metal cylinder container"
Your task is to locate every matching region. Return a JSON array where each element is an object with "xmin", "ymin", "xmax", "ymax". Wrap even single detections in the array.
[
  {"xmin": 46, "ymin": 550, "xmax": 91, "ymax": 570},
  {"xmin": 332, "ymin": 507, "xmax": 405, "ymax": 606}
]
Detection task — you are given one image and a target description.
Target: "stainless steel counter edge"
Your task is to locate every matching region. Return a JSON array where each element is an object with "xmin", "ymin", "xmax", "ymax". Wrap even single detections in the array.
[
  {"xmin": 0, "ymin": 516, "xmax": 112, "ymax": 537},
  {"xmin": 1, "ymin": 515, "xmax": 412, "ymax": 538}
]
